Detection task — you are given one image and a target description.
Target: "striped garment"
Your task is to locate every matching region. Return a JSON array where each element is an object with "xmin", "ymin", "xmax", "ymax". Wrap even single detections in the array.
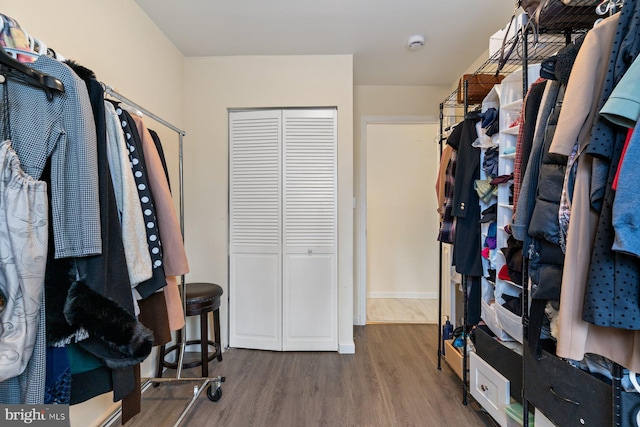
[{"xmin": 438, "ymin": 149, "xmax": 457, "ymax": 244}]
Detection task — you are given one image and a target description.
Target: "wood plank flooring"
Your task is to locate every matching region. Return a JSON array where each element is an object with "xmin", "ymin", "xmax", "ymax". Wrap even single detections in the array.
[
  {"xmin": 118, "ymin": 325, "xmax": 493, "ymax": 427},
  {"xmin": 366, "ymin": 298, "xmax": 438, "ymax": 324}
]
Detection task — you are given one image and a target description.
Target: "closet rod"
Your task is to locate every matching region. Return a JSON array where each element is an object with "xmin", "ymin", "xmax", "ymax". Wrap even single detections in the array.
[{"xmin": 102, "ymin": 84, "xmax": 186, "ymax": 136}]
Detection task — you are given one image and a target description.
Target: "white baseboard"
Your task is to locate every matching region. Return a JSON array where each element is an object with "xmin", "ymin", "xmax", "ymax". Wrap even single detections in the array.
[
  {"xmin": 367, "ymin": 292, "xmax": 437, "ymax": 299},
  {"xmin": 353, "ymin": 316, "xmax": 365, "ymax": 326},
  {"xmin": 339, "ymin": 341, "xmax": 356, "ymax": 354}
]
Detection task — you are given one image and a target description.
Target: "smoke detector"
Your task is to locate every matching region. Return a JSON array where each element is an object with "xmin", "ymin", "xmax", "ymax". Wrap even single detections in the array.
[{"xmin": 407, "ymin": 34, "xmax": 426, "ymax": 50}]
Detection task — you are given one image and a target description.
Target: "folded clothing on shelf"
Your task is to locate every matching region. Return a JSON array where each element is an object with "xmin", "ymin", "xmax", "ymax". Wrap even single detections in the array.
[
  {"xmin": 479, "ymin": 203, "xmax": 497, "ymax": 223},
  {"xmin": 500, "ymin": 235, "xmax": 524, "ymax": 286},
  {"xmin": 483, "ymin": 146, "xmax": 500, "ymax": 177},
  {"xmin": 475, "ymin": 179, "xmax": 498, "ymax": 203},
  {"xmin": 490, "ymin": 173, "xmax": 514, "ymax": 185}
]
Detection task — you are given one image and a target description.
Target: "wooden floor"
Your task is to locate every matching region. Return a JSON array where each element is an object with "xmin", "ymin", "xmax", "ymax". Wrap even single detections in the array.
[
  {"xmin": 366, "ymin": 298, "xmax": 438, "ymax": 324},
  {"xmin": 120, "ymin": 325, "xmax": 493, "ymax": 427}
]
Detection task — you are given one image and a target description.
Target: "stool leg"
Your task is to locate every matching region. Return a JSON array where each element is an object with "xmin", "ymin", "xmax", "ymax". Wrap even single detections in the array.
[
  {"xmin": 176, "ymin": 329, "xmax": 183, "ymax": 348},
  {"xmin": 201, "ymin": 311, "xmax": 208, "ymax": 377},
  {"xmin": 156, "ymin": 344, "xmax": 166, "ymax": 379},
  {"xmin": 214, "ymin": 308, "xmax": 223, "ymax": 362},
  {"xmin": 175, "ymin": 329, "xmax": 183, "ymax": 369}
]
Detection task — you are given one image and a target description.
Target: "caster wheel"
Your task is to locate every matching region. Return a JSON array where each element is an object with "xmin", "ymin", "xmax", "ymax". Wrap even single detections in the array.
[{"xmin": 207, "ymin": 385, "xmax": 222, "ymax": 402}]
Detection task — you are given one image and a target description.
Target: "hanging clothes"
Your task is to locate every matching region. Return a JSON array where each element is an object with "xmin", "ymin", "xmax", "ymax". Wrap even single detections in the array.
[
  {"xmin": 437, "ymin": 140, "xmax": 457, "ymax": 244},
  {"xmin": 148, "ymin": 129, "xmax": 171, "ymax": 191},
  {"xmin": 512, "ymin": 78, "xmax": 546, "ymax": 214},
  {"xmin": 582, "ymin": 0, "xmax": 640, "ymax": 331},
  {"xmin": 525, "ymin": 84, "xmax": 569, "ymax": 351},
  {"xmin": 110, "ymin": 104, "xmax": 167, "ymax": 299},
  {"xmin": 513, "ymin": 80, "xmax": 562, "ymax": 244},
  {"xmin": 446, "ymin": 113, "xmax": 483, "ymax": 326},
  {"xmin": 4, "ymin": 55, "xmax": 101, "ymax": 259},
  {"xmin": 448, "ymin": 112, "xmax": 483, "ymax": 277},
  {"xmin": 0, "ymin": 53, "xmax": 98, "ymax": 405},
  {"xmin": 599, "ymin": 55, "xmax": 640, "ymax": 256},
  {"xmin": 549, "ymin": 11, "xmax": 640, "ymax": 371},
  {"xmin": 129, "ymin": 116, "xmax": 188, "ymax": 331},
  {"xmin": 104, "ymin": 100, "xmax": 153, "ymax": 286},
  {"xmin": 129, "ymin": 115, "xmax": 188, "ymax": 277},
  {"xmin": 436, "ymin": 144, "xmax": 453, "ymax": 221},
  {"xmin": 54, "ymin": 62, "xmax": 154, "ymax": 408},
  {"xmin": 0, "ymin": 140, "xmax": 48, "ymax": 383}
]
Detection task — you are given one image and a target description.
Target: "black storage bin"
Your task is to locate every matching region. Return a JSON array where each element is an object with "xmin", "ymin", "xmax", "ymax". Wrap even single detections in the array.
[
  {"xmin": 524, "ymin": 347, "xmax": 611, "ymax": 426},
  {"xmin": 474, "ymin": 327, "xmax": 523, "ymax": 403}
]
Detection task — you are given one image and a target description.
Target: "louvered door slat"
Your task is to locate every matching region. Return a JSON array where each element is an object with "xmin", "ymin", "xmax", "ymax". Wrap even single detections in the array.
[
  {"xmin": 230, "ymin": 112, "xmax": 281, "ymax": 248},
  {"xmin": 283, "ymin": 112, "xmax": 337, "ymax": 250}
]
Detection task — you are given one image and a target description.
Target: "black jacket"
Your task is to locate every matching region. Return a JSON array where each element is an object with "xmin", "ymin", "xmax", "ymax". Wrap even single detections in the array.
[
  {"xmin": 527, "ymin": 87, "xmax": 567, "ymax": 302},
  {"xmin": 448, "ymin": 112, "xmax": 483, "ymax": 277}
]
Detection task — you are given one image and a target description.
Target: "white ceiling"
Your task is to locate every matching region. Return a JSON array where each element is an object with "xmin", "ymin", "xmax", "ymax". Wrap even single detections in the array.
[{"xmin": 135, "ymin": 0, "xmax": 516, "ymax": 86}]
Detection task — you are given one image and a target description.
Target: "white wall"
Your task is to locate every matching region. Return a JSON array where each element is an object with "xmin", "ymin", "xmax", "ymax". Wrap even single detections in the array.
[
  {"xmin": 366, "ymin": 123, "xmax": 440, "ymax": 298},
  {"xmin": 0, "ymin": 1, "xmax": 185, "ymax": 425},
  {"xmin": 183, "ymin": 55, "xmax": 355, "ymax": 353}
]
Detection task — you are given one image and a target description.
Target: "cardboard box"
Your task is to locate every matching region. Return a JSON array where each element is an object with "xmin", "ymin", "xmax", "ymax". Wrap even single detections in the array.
[{"xmin": 444, "ymin": 339, "xmax": 464, "ymax": 380}]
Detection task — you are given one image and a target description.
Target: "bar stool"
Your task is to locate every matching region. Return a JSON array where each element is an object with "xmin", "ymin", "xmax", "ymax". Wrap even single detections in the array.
[{"xmin": 156, "ymin": 282, "xmax": 223, "ymax": 378}]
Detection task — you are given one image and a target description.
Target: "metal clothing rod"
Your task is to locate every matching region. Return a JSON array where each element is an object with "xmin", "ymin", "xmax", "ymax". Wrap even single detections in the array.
[
  {"xmin": 437, "ymin": 102, "xmax": 444, "ymax": 371},
  {"xmin": 102, "ymin": 84, "xmax": 186, "ymax": 136}
]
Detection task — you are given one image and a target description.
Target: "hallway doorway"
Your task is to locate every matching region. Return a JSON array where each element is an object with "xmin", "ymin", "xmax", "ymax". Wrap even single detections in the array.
[{"xmin": 363, "ymin": 120, "xmax": 440, "ymax": 324}]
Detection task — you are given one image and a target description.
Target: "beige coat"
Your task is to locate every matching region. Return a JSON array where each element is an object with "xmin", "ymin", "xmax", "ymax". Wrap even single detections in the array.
[{"xmin": 132, "ymin": 115, "xmax": 189, "ymax": 331}]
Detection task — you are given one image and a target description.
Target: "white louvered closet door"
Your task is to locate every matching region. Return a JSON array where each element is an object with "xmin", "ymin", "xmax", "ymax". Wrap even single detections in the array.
[
  {"xmin": 282, "ymin": 109, "xmax": 337, "ymax": 350},
  {"xmin": 229, "ymin": 110, "xmax": 282, "ymax": 351},
  {"xmin": 229, "ymin": 108, "xmax": 337, "ymax": 351}
]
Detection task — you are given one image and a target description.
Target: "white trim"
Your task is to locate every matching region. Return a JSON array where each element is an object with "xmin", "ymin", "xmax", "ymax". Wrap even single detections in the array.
[
  {"xmin": 367, "ymin": 292, "xmax": 438, "ymax": 299},
  {"xmin": 339, "ymin": 341, "xmax": 356, "ymax": 354},
  {"xmin": 358, "ymin": 115, "xmax": 439, "ymax": 327}
]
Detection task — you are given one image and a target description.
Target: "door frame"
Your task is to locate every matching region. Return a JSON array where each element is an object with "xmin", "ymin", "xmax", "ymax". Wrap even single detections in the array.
[{"xmin": 357, "ymin": 115, "xmax": 439, "ymax": 326}]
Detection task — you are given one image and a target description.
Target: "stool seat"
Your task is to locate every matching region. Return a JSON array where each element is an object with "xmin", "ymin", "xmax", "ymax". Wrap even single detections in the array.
[
  {"xmin": 156, "ymin": 282, "xmax": 223, "ymax": 378},
  {"xmin": 185, "ymin": 282, "xmax": 223, "ymax": 314}
]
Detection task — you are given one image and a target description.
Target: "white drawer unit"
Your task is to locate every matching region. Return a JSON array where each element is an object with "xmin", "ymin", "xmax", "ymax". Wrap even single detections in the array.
[{"xmin": 470, "ymin": 352, "xmax": 511, "ymax": 427}]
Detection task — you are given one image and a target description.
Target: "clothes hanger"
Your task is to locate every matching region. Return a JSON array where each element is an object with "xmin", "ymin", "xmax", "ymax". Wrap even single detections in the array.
[
  {"xmin": 596, "ymin": 0, "xmax": 623, "ymax": 15},
  {"xmin": 0, "ymin": 44, "xmax": 65, "ymax": 100},
  {"xmin": 0, "ymin": 15, "xmax": 64, "ymax": 99},
  {"xmin": 3, "ymin": 47, "xmax": 39, "ymax": 61}
]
